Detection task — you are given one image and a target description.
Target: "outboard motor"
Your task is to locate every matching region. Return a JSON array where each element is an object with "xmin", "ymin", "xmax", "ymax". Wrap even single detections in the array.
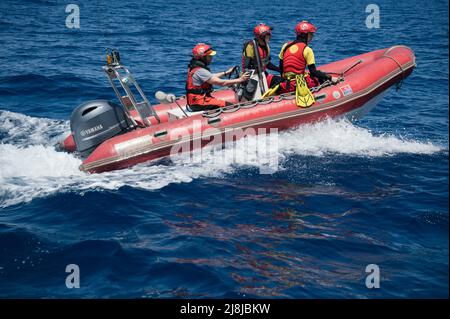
[{"xmin": 70, "ymin": 100, "xmax": 132, "ymax": 154}]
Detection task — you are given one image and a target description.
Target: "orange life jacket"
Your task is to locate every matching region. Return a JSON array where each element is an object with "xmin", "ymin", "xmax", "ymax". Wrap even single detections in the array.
[{"xmin": 185, "ymin": 65, "xmax": 213, "ymax": 106}]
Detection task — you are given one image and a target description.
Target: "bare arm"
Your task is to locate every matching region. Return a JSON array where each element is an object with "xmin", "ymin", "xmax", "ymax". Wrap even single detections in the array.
[
  {"xmin": 213, "ymin": 71, "xmax": 227, "ymax": 79},
  {"xmin": 207, "ymin": 72, "xmax": 250, "ymax": 87},
  {"xmin": 212, "ymin": 71, "xmax": 228, "ymax": 78}
]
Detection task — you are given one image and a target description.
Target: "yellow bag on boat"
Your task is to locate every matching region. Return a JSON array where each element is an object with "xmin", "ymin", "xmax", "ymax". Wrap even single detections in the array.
[{"xmin": 295, "ymin": 74, "xmax": 315, "ymax": 108}]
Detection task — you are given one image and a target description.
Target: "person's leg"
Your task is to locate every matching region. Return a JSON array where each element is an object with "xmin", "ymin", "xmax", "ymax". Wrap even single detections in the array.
[
  {"xmin": 189, "ymin": 104, "xmax": 218, "ymax": 111},
  {"xmin": 189, "ymin": 95, "xmax": 232, "ymax": 112},
  {"xmin": 278, "ymin": 79, "xmax": 296, "ymax": 94}
]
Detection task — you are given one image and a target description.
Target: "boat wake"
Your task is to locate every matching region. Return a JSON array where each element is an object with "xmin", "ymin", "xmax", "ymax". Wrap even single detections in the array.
[{"xmin": 0, "ymin": 110, "xmax": 444, "ymax": 208}]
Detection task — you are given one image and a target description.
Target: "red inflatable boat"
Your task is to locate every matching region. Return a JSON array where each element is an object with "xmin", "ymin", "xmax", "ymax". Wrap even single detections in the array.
[{"xmin": 61, "ymin": 45, "xmax": 416, "ymax": 173}]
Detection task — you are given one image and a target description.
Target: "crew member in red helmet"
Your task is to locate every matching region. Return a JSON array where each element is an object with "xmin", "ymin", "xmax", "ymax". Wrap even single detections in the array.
[
  {"xmin": 242, "ymin": 23, "xmax": 280, "ymax": 74},
  {"xmin": 278, "ymin": 21, "xmax": 339, "ymax": 93},
  {"xmin": 186, "ymin": 43, "xmax": 249, "ymax": 111},
  {"xmin": 242, "ymin": 23, "xmax": 283, "ymax": 89}
]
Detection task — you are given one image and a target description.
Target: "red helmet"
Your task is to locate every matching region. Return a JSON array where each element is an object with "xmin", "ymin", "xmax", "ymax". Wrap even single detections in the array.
[
  {"xmin": 254, "ymin": 23, "xmax": 273, "ymax": 38},
  {"xmin": 295, "ymin": 21, "xmax": 317, "ymax": 35},
  {"xmin": 192, "ymin": 43, "xmax": 216, "ymax": 59}
]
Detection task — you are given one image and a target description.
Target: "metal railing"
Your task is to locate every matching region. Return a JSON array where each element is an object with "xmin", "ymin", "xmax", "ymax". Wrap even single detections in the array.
[{"xmin": 103, "ymin": 64, "xmax": 161, "ymax": 127}]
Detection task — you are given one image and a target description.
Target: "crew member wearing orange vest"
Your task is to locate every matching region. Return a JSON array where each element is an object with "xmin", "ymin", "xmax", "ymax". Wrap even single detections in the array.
[
  {"xmin": 278, "ymin": 21, "xmax": 339, "ymax": 93},
  {"xmin": 186, "ymin": 43, "xmax": 249, "ymax": 111}
]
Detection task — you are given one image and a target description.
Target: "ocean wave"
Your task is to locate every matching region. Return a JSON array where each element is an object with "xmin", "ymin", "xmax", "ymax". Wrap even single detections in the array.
[
  {"xmin": 0, "ymin": 110, "xmax": 444, "ymax": 208},
  {"xmin": 0, "ymin": 110, "xmax": 69, "ymax": 146}
]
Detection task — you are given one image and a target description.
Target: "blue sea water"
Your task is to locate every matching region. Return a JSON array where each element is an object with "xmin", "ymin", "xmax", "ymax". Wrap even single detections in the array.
[{"xmin": 0, "ymin": 0, "xmax": 448, "ymax": 298}]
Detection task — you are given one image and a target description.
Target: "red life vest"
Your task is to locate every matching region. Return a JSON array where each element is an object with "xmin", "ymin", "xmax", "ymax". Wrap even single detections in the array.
[
  {"xmin": 281, "ymin": 41, "xmax": 307, "ymax": 76},
  {"xmin": 241, "ymin": 40, "xmax": 270, "ymax": 72},
  {"xmin": 185, "ymin": 66, "xmax": 213, "ymax": 105}
]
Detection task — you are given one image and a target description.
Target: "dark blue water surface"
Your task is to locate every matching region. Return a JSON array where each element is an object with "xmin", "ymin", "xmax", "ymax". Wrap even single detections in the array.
[{"xmin": 0, "ymin": 0, "xmax": 448, "ymax": 298}]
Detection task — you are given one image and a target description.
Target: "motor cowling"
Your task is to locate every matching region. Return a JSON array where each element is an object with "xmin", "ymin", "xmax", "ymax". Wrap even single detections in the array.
[{"xmin": 70, "ymin": 100, "xmax": 132, "ymax": 153}]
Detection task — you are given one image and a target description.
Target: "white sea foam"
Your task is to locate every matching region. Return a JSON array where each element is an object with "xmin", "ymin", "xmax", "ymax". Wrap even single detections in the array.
[
  {"xmin": 0, "ymin": 110, "xmax": 69, "ymax": 146},
  {"xmin": 0, "ymin": 110, "xmax": 444, "ymax": 208},
  {"xmin": 278, "ymin": 119, "xmax": 441, "ymax": 157}
]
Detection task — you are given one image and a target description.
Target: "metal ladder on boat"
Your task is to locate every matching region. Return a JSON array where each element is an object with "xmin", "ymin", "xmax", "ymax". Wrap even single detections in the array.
[{"xmin": 103, "ymin": 49, "xmax": 161, "ymax": 127}]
